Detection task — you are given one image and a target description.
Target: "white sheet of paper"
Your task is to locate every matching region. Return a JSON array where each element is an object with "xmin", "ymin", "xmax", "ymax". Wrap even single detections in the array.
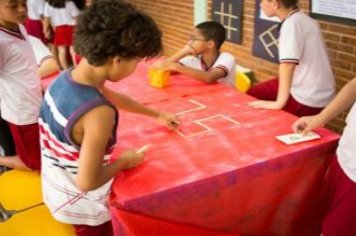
[{"xmin": 276, "ymin": 132, "xmax": 321, "ymax": 145}]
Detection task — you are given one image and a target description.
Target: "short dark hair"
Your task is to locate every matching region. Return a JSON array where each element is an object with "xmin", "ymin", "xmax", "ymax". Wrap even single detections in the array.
[
  {"xmin": 74, "ymin": 0, "xmax": 162, "ymax": 66},
  {"xmin": 195, "ymin": 21, "xmax": 226, "ymax": 49},
  {"xmin": 278, "ymin": 0, "xmax": 298, "ymax": 8},
  {"xmin": 47, "ymin": 0, "xmax": 66, "ymax": 8}
]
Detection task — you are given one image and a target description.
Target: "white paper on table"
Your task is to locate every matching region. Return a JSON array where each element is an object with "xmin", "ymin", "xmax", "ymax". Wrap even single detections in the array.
[{"xmin": 276, "ymin": 132, "xmax": 321, "ymax": 145}]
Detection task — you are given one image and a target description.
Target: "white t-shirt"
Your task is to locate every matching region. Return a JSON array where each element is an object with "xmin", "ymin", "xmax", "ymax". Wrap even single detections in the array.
[
  {"xmin": 279, "ymin": 9, "xmax": 335, "ymax": 108},
  {"xmin": 179, "ymin": 52, "xmax": 236, "ymax": 87},
  {"xmin": 0, "ymin": 25, "xmax": 42, "ymax": 125},
  {"xmin": 27, "ymin": 0, "xmax": 46, "ymax": 20},
  {"xmin": 44, "ymin": 1, "xmax": 80, "ymax": 27},
  {"xmin": 337, "ymin": 102, "xmax": 356, "ymax": 182},
  {"xmin": 28, "ymin": 35, "xmax": 53, "ymax": 66}
]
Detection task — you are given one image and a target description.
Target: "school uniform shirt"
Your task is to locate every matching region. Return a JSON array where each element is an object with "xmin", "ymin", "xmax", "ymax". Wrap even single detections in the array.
[
  {"xmin": 337, "ymin": 102, "xmax": 356, "ymax": 182},
  {"xmin": 39, "ymin": 70, "xmax": 118, "ymax": 226},
  {"xmin": 0, "ymin": 25, "xmax": 42, "ymax": 125},
  {"xmin": 179, "ymin": 52, "xmax": 236, "ymax": 87},
  {"xmin": 279, "ymin": 9, "xmax": 335, "ymax": 108},
  {"xmin": 27, "ymin": 0, "xmax": 46, "ymax": 20},
  {"xmin": 44, "ymin": 1, "xmax": 80, "ymax": 27},
  {"xmin": 28, "ymin": 35, "xmax": 53, "ymax": 66}
]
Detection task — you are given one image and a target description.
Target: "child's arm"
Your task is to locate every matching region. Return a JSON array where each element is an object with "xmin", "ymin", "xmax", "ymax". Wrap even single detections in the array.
[
  {"xmin": 250, "ymin": 63, "xmax": 295, "ymax": 109},
  {"xmin": 42, "ymin": 17, "xmax": 53, "ymax": 40},
  {"xmin": 101, "ymin": 86, "xmax": 180, "ymax": 129},
  {"xmin": 292, "ymin": 77, "xmax": 356, "ymax": 134},
  {"xmin": 166, "ymin": 44, "xmax": 196, "ymax": 62},
  {"xmin": 168, "ymin": 63, "xmax": 227, "ymax": 84},
  {"xmin": 75, "ymin": 105, "xmax": 144, "ymax": 191},
  {"xmin": 151, "ymin": 44, "xmax": 194, "ymax": 69},
  {"xmin": 39, "ymin": 57, "xmax": 59, "ymax": 79}
]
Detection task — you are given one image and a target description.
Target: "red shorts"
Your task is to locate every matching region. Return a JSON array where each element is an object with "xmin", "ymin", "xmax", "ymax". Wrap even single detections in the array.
[
  {"xmin": 54, "ymin": 25, "xmax": 74, "ymax": 46},
  {"xmin": 247, "ymin": 78, "xmax": 323, "ymax": 117},
  {"xmin": 8, "ymin": 122, "xmax": 41, "ymax": 170},
  {"xmin": 322, "ymin": 156, "xmax": 356, "ymax": 236},
  {"xmin": 74, "ymin": 221, "xmax": 113, "ymax": 236},
  {"xmin": 25, "ymin": 18, "xmax": 47, "ymax": 44}
]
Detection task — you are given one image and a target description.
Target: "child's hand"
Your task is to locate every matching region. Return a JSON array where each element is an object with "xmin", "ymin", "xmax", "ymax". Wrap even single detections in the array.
[
  {"xmin": 182, "ymin": 44, "xmax": 197, "ymax": 56},
  {"xmin": 292, "ymin": 115, "xmax": 323, "ymax": 135},
  {"xmin": 157, "ymin": 112, "xmax": 180, "ymax": 130},
  {"xmin": 118, "ymin": 150, "xmax": 145, "ymax": 170},
  {"xmin": 249, "ymin": 100, "xmax": 283, "ymax": 110}
]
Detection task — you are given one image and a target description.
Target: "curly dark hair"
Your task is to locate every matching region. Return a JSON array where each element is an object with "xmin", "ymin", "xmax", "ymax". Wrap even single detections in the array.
[
  {"xmin": 74, "ymin": 0, "xmax": 162, "ymax": 66},
  {"xmin": 196, "ymin": 21, "xmax": 226, "ymax": 50}
]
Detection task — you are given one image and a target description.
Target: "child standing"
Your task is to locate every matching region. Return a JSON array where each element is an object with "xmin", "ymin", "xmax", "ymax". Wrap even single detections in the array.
[
  {"xmin": 248, "ymin": 0, "xmax": 335, "ymax": 117},
  {"xmin": 43, "ymin": 0, "xmax": 80, "ymax": 69},
  {"xmin": 25, "ymin": 0, "xmax": 46, "ymax": 43},
  {"xmin": 154, "ymin": 21, "xmax": 236, "ymax": 86},
  {"xmin": 292, "ymin": 77, "xmax": 356, "ymax": 236},
  {"xmin": 0, "ymin": 0, "xmax": 54, "ymax": 171},
  {"xmin": 39, "ymin": 1, "xmax": 178, "ymax": 235}
]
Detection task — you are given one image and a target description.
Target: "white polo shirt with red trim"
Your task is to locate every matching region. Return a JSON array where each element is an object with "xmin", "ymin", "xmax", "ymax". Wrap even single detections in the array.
[
  {"xmin": 0, "ymin": 25, "xmax": 42, "ymax": 125},
  {"xmin": 179, "ymin": 52, "xmax": 236, "ymax": 87},
  {"xmin": 337, "ymin": 102, "xmax": 356, "ymax": 182},
  {"xmin": 279, "ymin": 9, "xmax": 335, "ymax": 108},
  {"xmin": 28, "ymin": 35, "xmax": 53, "ymax": 67}
]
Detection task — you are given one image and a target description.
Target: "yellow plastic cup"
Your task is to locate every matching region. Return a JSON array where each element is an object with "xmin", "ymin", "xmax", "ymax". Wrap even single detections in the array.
[{"xmin": 148, "ymin": 69, "xmax": 170, "ymax": 88}]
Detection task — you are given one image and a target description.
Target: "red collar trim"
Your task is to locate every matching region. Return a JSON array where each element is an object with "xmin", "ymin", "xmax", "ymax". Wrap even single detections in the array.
[
  {"xmin": 200, "ymin": 52, "xmax": 220, "ymax": 71},
  {"xmin": 0, "ymin": 26, "xmax": 25, "ymax": 40}
]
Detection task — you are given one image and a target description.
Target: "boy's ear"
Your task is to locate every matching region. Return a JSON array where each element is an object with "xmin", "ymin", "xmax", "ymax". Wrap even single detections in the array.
[
  {"xmin": 112, "ymin": 56, "xmax": 122, "ymax": 67},
  {"xmin": 207, "ymin": 40, "xmax": 215, "ymax": 49},
  {"xmin": 271, "ymin": 0, "xmax": 280, "ymax": 9}
]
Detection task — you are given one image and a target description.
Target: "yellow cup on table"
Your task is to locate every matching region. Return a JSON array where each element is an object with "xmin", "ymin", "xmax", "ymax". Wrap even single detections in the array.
[{"xmin": 148, "ymin": 69, "xmax": 170, "ymax": 88}]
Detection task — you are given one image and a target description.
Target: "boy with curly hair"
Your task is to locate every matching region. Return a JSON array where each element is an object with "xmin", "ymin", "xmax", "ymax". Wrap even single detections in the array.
[{"xmin": 39, "ymin": 1, "xmax": 178, "ymax": 235}]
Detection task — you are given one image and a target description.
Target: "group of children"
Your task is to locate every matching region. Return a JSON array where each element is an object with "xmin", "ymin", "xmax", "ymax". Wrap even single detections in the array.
[
  {"xmin": 26, "ymin": 0, "xmax": 82, "ymax": 69},
  {"xmin": 0, "ymin": 0, "xmax": 354, "ymax": 235}
]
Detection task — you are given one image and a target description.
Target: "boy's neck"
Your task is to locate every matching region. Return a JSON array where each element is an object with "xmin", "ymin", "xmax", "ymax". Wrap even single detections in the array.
[
  {"xmin": 201, "ymin": 49, "xmax": 220, "ymax": 67},
  {"xmin": 71, "ymin": 60, "xmax": 107, "ymax": 89},
  {"xmin": 276, "ymin": 7, "xmax": 298, "ymax": 21}
]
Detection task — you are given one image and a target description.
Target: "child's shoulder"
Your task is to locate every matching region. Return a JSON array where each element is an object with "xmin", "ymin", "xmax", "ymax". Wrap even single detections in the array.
[{"xmin": 218, "ymin": 52, "xmax": 235, "ymax": 61}]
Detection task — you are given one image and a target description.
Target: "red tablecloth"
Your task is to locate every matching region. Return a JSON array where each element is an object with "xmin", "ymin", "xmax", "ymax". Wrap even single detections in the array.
[
  {"xmin": 41, "ymin": 62, "xmax": 340, "ymax": 235},
  {"xmin": 109, "ymin": 87, "xmax": 339, "ymax": 235}
]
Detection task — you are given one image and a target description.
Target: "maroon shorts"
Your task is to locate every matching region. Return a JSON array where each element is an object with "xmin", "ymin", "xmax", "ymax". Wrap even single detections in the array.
[
  {"xmin": 247, "ymin": 78, "xmax": 323, "ymax": 117},
  {"xmin": 8, "ymin": 122, "xmax": 41, "ymax": 170},
  {"xmin": 25, "ymin": 18, "xmax": 47, "ymax": 44},
  {"xmin": 54, "ymin": 25, "xmax": 74, "ymax": 46},
  {"xmin": 322, "ymin": 156, "xmax": 356, "ymax": 236},
  {"xmin": 74, "ymin": 221, "xmax": 113, "ymax": 236}
]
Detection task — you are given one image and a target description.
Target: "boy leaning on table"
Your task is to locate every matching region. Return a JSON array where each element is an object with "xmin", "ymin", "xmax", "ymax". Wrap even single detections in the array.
[{"xmin": 152, "ymin": 21, "xmax": 236, "ymax": 87}]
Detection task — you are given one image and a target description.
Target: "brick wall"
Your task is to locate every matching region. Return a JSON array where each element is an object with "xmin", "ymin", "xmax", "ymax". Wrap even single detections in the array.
[{"xmin": 129, "ymin": 0, "xmax": 356, "ymax": 133}]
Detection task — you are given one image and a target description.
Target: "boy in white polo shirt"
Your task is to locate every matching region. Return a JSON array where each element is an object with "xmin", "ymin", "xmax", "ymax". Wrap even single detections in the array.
[
  {"xmin": 0, "ymin": 0, "xmax": 57, "ymax": 171},
  {"xmin": 292, "ymin": 77, "xmax": 356, "ymax": 236},
  {"xmin": 153, "ymin": 21, "xmax": 236, "ymax": 87},
  {"xmin": 248, "ymin": 0, "xmax": 335, "ymax": 117}
]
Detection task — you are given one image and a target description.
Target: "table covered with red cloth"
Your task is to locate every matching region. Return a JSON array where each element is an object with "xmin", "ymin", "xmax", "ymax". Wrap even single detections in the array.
[{"xmin": 109, "ymin": 78, "xmax": 339, "ymax": 236}]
